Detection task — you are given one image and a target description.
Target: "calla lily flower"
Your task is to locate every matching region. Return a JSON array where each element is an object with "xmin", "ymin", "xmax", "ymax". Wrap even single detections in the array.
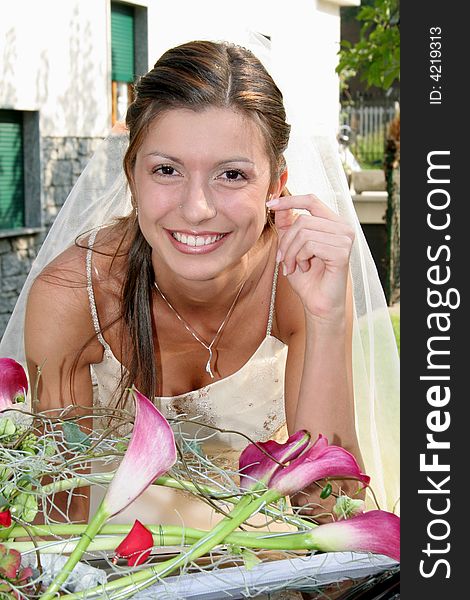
[
  {"xmin": 306, "ymin": 510, "xmax": 400, "ymax": 562},
  {"xmin": 239, "ymin": 430, "xmax": 311, "ymax": 490},
  {"xmin": 41, "ymin": 388, "xmax": 177, "ymax": 599},
  {"xmin": 240, "ymin": 433, "xmax": 369, "ymax": 497},
  {"xmin": 114, "ymin": 520, "xmax": 154, "ymax": 566},
  {"xmin": 0, "ymin": 510, "xmax": 11, "ymax": 528},
  {"xmin": 0, "ymin": 358, "xmax": 28, "ymax": 412},
  {"xmin": 268, "ymin": 434, "xmax": 370, "ymax": 496},
  {"xmin": 104, "ymin": 388, "xmax": 177, "ymax": 517}
]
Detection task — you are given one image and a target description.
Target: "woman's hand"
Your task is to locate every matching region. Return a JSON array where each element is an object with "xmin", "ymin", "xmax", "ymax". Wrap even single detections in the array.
[
  {"xmin": 267, "ymin": 194, "xmax": 355, "ymax": 323},
  {"xmin": 290, "ymin": 478, "xmax": 366, "ymax": 525}
]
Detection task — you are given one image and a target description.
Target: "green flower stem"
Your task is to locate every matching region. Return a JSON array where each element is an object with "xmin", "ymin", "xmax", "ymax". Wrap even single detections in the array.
[
  {"xmin": 40, "ymin": 473, "xmax": 226, "ymax": 498},
  {"xmin": 8, "ymin": 526, "xmax": 314, "ymax": 554},
  {"xmin": 38, "ymin": 474, "xmax": 314, "ymax": 532},
  {"xmin": 64, "ymin": 489, "xmax": 281, "ymax": 600},
  {"xmin": 38, "ymin": 501, "xmax": 109, "ymax": 600},
  {"xmin": 40, "ymin": 474, "xmax": 115, "ymax": 494}
]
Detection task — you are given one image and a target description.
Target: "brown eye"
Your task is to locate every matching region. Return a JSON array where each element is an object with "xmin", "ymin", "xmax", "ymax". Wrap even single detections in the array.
[
  {"xmin": 225, "ymin": 170, "xmax": 241, "ymax": 180},
  {"xmin": 159, "ymin": 165, "xmax": 176, "ymax": 176},
  {"xmin": 219, "ymin": 169, "xmax": 246, "ymax": 182}
]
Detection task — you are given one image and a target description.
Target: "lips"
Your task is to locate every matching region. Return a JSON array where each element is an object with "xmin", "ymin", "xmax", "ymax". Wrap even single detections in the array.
[
  {"xmin": 171, "ymin": 231, "xmax": 226, "ymax": 247},
  {"xmin": 165, "ymin": 229, "xmax": 230, "ymax": 254}
]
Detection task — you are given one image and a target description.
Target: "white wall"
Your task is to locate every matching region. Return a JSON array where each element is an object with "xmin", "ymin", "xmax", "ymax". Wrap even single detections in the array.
[
  {"xmin": 0, "ymin": 0, "xmax": 347, "ymax": 138},
  {"xmin": 0, "ymin": 0, "xmax": 110, "ymax": 137},
  {"xmin": 147, "ymin": 0, "xmax": 343, "ymax": 135}
]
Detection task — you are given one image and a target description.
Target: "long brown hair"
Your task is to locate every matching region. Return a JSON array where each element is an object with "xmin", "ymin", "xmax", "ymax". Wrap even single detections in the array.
[{"xmin": 113, "ymin": 40, "xmax": 291, "ymax": 403}]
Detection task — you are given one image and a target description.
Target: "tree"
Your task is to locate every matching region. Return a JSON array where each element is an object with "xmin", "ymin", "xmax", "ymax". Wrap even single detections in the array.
[{"xmin": 337, "ymin": 0, "xmax": 400, "ymax": 91}]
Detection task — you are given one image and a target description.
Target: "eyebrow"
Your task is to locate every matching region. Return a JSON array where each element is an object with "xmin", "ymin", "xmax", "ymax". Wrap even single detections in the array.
[{"xmin": 145, "ymin": 151, "xmax": 255, "ymax": 167}]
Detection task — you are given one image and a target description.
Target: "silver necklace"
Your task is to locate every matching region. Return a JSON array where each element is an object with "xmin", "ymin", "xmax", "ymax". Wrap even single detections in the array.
[{"xmin": 153, "ymin": 278, "xmax": 246, "ymax": 379}]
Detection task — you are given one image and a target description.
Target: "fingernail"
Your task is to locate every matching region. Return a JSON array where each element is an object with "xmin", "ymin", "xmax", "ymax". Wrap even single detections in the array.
[
  {"xmin": 266, "ymin": 198, "xmax": 279, "ymax": 207},
  {"xmin": 276, "ymin": 249, "xmax": 282, "ymax": 263},
  {"xmin": 282, "ymin": 263, "xmax": 288, "ymax": 277}
]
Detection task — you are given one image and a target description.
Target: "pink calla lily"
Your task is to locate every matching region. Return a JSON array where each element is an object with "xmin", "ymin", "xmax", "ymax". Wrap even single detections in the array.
[
  {"xmin": 41, "ymin": 388, "xmax": 177, "ymax": 599},
  {"xmin": 114, "ymin": 520, "xmax": 154, "ymax": 566},
  {"xmin": 240, "ymin": 433, "xmax": 369, "ymax": 497},
  {"xmin": 239, "ymin": 430, "xmax": 311, "ymax": 490},
  {"xmin": 307, "ymin": 510, "xmax": 400, "ymax": 562},
  {"xmin": 269, "ymin": 435, "xmax": 370, "ymax": 496},
  {"xmin": 0, "ymin": 358, "xmax": 28, "ymax": 412},
  {"xmin": 104, "ymin": 388, "xmax": 177, "ymax": 517}
]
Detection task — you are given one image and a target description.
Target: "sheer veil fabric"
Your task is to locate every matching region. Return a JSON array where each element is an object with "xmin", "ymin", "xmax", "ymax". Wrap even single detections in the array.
[{"xmin": 0, "ymin": 34, "xmax": 399, "ymax": 513}]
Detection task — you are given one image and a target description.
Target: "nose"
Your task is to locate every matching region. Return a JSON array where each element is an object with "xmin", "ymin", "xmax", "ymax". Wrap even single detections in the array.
[{"xmin": 179, "ymin": 182, "xmax": 217, "ymax": 225}]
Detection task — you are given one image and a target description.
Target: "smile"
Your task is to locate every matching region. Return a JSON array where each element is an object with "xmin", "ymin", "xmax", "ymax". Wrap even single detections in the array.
[{"xmin": 171, "ymin": 231, "xmax": 227, "ymax": 247}]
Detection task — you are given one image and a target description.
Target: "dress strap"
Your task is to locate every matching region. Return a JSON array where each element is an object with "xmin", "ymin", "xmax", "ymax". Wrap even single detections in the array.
[
  {"xmin": 266, "ymin": 260, "xmax": 280, "ymax": 337},
  {"xmin": 86, "ymin": 229, "xmax": 112, "ymax": 358}
]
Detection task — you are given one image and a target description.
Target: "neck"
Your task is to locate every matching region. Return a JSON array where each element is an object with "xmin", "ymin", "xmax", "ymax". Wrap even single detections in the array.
[
  {"xmin": 152, "ymin": 238, "xmax": 270, "ymax": 313},
  {"xmin": 155, "ymin": 262, "xmax": 247, "ymax": 312}
]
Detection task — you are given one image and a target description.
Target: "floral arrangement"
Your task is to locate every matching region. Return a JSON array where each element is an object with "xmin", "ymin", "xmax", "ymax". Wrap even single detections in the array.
[{"xmin": 0, "ymin": 358, "xmax": 400, "ymax": 599}]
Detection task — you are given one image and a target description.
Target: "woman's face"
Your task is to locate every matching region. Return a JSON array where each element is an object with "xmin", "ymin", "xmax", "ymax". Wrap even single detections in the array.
[{"xmin": 133, "ymin": 107, "xmax": 285, "ymax": 281}]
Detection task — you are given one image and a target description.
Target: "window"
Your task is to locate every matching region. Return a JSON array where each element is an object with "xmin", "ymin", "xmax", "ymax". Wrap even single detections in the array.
[
  {"xmin": 110, "ymin": 2, "xmax": 148, "ymax": 125},
  {"xmin": 0, "ymin": 110, "xmax": 41, "ymax": 235},
  {"xmin": 0, "ymin": 110, "xmax": 24, "ymax": 229},
  {"xmin": 111, "ymin": 2, "xmax": 135, "ymax": 124}
]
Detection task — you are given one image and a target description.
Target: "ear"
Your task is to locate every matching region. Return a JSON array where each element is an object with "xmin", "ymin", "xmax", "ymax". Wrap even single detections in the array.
[{"xmin": 270, "ymin": 168, "xmax": 288, "ymax": 198}]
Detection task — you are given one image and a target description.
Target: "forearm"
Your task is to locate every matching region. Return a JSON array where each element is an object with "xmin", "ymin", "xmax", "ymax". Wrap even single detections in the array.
[
  {"xmin": 290, "ymin": 314, "xmax": 365, "ymax": 515},
  {"xmin": 293, "ymin": 313, "xmax": 358, "ymax": 456}
]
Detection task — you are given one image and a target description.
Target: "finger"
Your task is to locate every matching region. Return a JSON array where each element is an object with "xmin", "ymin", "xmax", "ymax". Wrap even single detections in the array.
[
  {"xmin": 277, "ymin": 214, "xmax": 355, "ymax": 261},
  {"xmin": 267, "ymin": 194, "xmax": 341, "ymax": 221},
  {"xmin": 283, "ymin": 237, "xmax": 352, "ymax": 276},
  {"xmin": 272, "ymin": 206, "xmax": 297, "ymax": 238}
]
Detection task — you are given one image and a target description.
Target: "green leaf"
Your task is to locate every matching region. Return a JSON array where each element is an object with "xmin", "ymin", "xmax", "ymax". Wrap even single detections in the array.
[
  {"xmin": 40, "ymin": 438, "xmax": 57, "ymax": 457},
  {"xmin": 0, "ymin": 544, "xmax": 20, "ymax": 578},
  {"xmin": 11, "ymin": 492, "xmax": 38, "ymax": 523},
  {"xmin": 0, "ymin": 418, "xmax": 17, "ymax": 438},
  {"xmin": 337, "ymin": 0, "xmax": 399, "ymax": 90},
  {"xmin": 62, "ymin": 421, "xmax": 91, "ymax": 451},
  {"xmin": 115, "ymin": 441, "xmax": 128, "ymax": 453}
]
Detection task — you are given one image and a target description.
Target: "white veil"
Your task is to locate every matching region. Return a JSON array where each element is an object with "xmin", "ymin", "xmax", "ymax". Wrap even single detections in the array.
[{"xmin": 0, "ymin": 34, "xmax": 399, "ymax": 513}]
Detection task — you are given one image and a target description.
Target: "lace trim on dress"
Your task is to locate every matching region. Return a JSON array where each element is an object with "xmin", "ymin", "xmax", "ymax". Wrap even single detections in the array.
[{"xmin": 86, "ymin": 229, "xmax": 113, "ymax": 360}]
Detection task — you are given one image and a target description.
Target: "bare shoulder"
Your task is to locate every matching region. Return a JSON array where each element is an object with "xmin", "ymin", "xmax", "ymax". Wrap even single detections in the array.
[
  {"xmin": 25, "ymin": 225, "xmax": 127, "ymax": 367},
  {"xmin": 25, "ymin": 244, "xmax": 97, "ymax": 364}
]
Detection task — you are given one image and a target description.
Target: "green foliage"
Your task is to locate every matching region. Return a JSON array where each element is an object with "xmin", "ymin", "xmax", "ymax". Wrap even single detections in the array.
[
  {"xmin": 0, "ymin": 543, "xmax": 34, "ymax": 597},
  {"xmin": 337, "ymin": 0, "xmax": 400, "ymax": 90},
  {"xmin": 0, "ymin": 418, "xmax": 45, "ymax": 524},
  {"xmin": 62, "ymin": 421, "xmax": 91, "ymax": 452},
  {"xmin": 354, "ymin": 131, "xmax": 387, "ymax": 169},
  {"xmin": 390, "ymin": 312, "xmax": 400, "ymax": 354}
]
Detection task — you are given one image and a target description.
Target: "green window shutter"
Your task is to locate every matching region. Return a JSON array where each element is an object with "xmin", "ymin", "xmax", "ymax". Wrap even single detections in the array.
[
  {"xmin": 111, "ymin": 3, "xmax": 135, "ymax": 83},
  {"xmin": 0, "ymin": 110, "xmax": 24, "ymax": 229}
]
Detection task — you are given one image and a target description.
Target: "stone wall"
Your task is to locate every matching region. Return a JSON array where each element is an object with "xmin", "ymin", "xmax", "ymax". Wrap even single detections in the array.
[
  {"xmin": 0, "ymin": 136, "xmax": 102, "ymax": 340},
  {"xmin": 0, "ymin": 236, "xmax": 37, "ymax": 335}
]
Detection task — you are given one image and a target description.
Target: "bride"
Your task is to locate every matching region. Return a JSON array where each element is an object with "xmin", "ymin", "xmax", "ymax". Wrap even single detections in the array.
[{"xmin": 1, "ymin": 40, "xmax": 399, "ymax": 526}]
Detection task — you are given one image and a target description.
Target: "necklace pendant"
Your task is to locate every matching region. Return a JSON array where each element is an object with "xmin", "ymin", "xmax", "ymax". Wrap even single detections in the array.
[{"xmin": 205, "ymin": 357, "xmax": 215, "ymax": 379}]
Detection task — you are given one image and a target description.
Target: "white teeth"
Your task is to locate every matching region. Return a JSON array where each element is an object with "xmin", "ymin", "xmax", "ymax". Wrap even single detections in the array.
[{"xmin": 172, "ymin": 232, "xmax": 225, "ymax": 246}]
